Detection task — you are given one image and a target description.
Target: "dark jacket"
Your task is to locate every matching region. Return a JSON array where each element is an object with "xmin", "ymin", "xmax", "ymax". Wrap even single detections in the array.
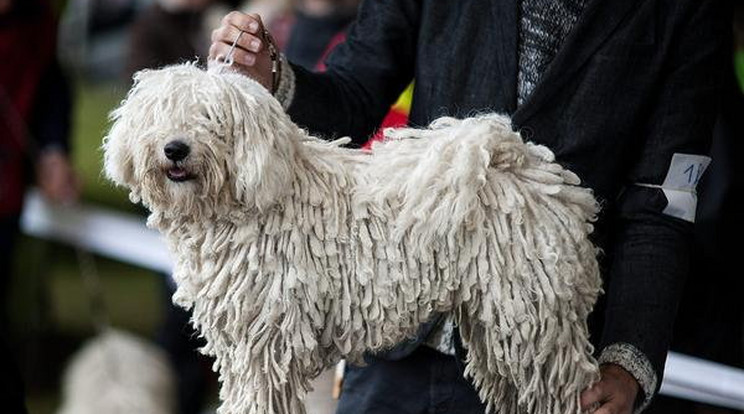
[
  {"xmin": 285, "ymin": 0, "xmax": 729, "ymax": 402},
  {"xmin": 0, "ymin": 1, "xmax": 71, "ymax": 216}
]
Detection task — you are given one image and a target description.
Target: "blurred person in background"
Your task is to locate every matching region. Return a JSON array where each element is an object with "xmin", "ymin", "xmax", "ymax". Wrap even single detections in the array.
[
  {"xmin": 210, "ymin": 1, "xmax": 730, "ymax": 414},
  {"xmin": 127, "ymin": 0, "xmax": 294, "ymax": 83},
  {"xmin": 242, "ymin": 0, "xmax": 293, "ymax": 50},
  {"xmin": 284, "ymin": 0, "xmax": 409, "ymax": 145},
  {"xmin": 0, "ymin": 0, "xmax": 78, "ymax": 411},
  {"xmin": 127, "ymin": 0, "xmax": 241, "ymax": 81},
  {"xmin": 284, "ymin": 0, "xmax": 359, "ymax": 70}
]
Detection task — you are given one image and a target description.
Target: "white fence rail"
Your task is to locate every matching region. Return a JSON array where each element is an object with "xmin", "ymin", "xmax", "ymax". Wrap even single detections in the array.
[
  {"xmin": 662, "ymin": 353, "xmax": 744, "ymax": 410},
  {"xmin": 20, "ymin": 190, "xmax": 173, "ymax": 274},
  {"xmin": 19, "ymin": 190, "xmax": 744, "ymax": 410}
]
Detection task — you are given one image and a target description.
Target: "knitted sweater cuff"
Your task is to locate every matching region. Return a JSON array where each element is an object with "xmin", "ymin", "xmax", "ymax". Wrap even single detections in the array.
[
  {"xmin": 598, "ymin": 343, "xmax": 658, "ymax": 413},
  {"xmin": 274, "ymin": 55, "xmax": 295, "ymax": 111}
]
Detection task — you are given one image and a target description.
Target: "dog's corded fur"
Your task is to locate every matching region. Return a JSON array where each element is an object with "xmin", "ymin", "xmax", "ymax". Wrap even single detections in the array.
[{"xmin": 104, "ymin": 63, "xmax": 602, "ymax": 414}]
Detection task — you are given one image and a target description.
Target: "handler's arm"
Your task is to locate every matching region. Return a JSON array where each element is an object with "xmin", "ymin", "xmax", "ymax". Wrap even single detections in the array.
[
  {"xmin": 211, "ymin": 1, "xmax": 420, "ymax": 145},
  {"xmin": 32, "ymin": 60, "xmax": 80, "ymax": 204},
  {"xmin": 592, "ymin": 1, "xmax": 729, "ymax": 412},
  {"xmin": 288, "ymin": 1, "xmax": 419, "ymax": 143}
]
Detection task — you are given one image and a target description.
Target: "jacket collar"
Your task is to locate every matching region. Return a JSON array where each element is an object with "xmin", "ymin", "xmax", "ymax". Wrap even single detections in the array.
[{"xmin": 511, "ymin": 0, "xmax": 644, "ymax": 126}]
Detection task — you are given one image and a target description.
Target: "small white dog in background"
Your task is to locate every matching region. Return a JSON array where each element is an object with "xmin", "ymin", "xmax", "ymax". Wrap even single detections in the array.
[
  {"xmin": 103, "ymin": 63, "xmax": 602, "ymax": 414},
  {"xmin": 57, "ymin": 328, "xmax": 176, "ymax": 414}
]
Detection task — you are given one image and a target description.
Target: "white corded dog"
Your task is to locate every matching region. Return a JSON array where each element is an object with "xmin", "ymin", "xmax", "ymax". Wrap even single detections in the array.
[{"xmin": 103, "ymin": 63, "xmax": 602, "ymax": 414}]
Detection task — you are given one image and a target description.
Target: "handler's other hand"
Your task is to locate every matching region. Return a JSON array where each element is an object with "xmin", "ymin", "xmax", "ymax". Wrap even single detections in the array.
[
  {"xmin": 580, "ymin": 364, "xmax": 640, "ymax": 414},
  {"xmin": 37, "ymin": 149, "xmax": 80, "ymax": 205},
  {"xmin": 209, "ymin": 11, "xmax": 274, "ymax": 91}
]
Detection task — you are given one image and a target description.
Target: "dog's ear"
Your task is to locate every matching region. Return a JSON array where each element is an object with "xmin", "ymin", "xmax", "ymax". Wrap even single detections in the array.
[
  {"xmin": 102, "ymin": 112, "xmax": 136, "ymax": 190},
  {"xmin": 102, "ymin": 69, "xmax": 163, "ymax": 190},
  {"xmin": 229, "ymin": 84, "xmax": 298, "ymax": 211}
]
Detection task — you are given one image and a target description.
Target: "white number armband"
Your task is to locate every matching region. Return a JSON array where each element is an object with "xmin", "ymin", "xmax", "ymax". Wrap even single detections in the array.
[{"xmin": 634, "ymin": 153, "xmax": 711, "ymax": 223}]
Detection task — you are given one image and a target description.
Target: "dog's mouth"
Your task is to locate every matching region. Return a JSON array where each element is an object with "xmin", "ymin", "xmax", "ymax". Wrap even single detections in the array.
[{"xmin": 166, "ymin": 166, "xmax": 194, "ymax": 182}]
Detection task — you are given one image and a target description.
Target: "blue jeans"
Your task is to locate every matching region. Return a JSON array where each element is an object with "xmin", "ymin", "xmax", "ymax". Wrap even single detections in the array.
[{"xmin": 336, "ymin": 346, "xmax": 486, "ymax": 414}]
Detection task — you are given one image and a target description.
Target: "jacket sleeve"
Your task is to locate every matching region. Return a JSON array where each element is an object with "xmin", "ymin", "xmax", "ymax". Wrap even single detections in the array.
[
  {"xmin": 30, "ymin": 60, "xmax": 72, "ymax": 155},
  {"xmin": 283, "ymin": 0, "xmax": 420, "ymax": 145},
  {"xmin": 597, "ymin": 1, "xmax": 729, "ymax": 410}
]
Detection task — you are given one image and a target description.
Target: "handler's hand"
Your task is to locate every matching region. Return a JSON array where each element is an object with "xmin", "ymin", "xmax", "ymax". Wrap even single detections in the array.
[
  {"xmin": 581, "ymin": 364, "xmax": 640, "ymax": 414},
  {"xmin": 37, "ymin": 149, "xmax": 80, "ymax": 205},
  {"xmin": 209, "ymin": 11, "xmax": 275, "ymax": 91}
]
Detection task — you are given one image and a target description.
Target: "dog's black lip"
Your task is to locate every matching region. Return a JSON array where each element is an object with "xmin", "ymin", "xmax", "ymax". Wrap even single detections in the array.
[{"xmin": 166, "ymin": 166, "xmax": 194, "ymax": 182}]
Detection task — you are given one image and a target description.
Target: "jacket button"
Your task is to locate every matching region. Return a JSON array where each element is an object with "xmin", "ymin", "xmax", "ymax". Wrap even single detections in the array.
[{"xmin": 520, "ymin": 126, "xmax": 535, "ymax": 140}]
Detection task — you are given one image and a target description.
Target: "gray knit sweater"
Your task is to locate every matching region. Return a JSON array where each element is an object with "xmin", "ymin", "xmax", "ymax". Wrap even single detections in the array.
[{"xmin": 518, "ymin": 0, "xmax": 590, "ymax": 104}]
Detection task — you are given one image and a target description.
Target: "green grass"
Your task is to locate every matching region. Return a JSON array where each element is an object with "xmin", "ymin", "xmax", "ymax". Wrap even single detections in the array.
[
  {"xmin": 44, "ymin": 245, "xmax": 163, "ymax": 336},
  {"xmin": 736, "ymin": 51, "xmax": 744, "ymax": 93},
  {"xmin": 70, "ymin": 81, "xmax": 136, "ymax": 211}
]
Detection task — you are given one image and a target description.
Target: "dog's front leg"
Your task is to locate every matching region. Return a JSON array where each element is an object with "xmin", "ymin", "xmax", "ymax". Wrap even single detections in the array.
[{"xmin": 215, "ymin": 340, "xmax": 314, "ymax": 414}]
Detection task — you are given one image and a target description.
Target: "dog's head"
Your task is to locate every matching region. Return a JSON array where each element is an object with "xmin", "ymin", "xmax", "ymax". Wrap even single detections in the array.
[{"xmin": 103, "ymin": 63, "xmax": 299, "ymax": 219}]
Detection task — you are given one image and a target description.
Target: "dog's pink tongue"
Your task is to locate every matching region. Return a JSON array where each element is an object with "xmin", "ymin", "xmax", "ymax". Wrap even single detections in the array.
[{"xmin": 169, "ymin": 167, "xmax": 187, "ymax": 178}]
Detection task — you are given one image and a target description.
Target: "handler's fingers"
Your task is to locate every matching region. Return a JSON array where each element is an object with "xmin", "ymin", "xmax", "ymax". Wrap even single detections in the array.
[
  {"xmin": 222, "ymin": 11, "xmax": 263, "ymax": 35},
  {"xmin": 209, "ymin": 11, "xmax": 275, "ymax": 90},
  {"xmin": 580, "ymin": 383, "xmax": 608, "ymax": 412},
  {"xmin": 209, "ymin": 41, "xmax": 258, "ymax": 66},
  {"xmin": 211, "ymin": 25, "xmax": 264, "ymax": 54}
]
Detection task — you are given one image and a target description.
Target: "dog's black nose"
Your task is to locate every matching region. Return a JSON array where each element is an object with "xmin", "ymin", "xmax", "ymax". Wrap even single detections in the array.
[{"xmin": 164, "ymin": 140, "xmax": 190, "ymax": 162}]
